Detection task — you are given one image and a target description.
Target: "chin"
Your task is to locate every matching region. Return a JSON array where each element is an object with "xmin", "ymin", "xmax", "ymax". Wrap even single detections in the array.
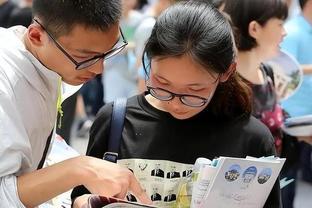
[
  {"xmin": 63, "ymin": 79, "xmax": 84, "ymax": 86},
  {"xmin": 170, "ymin": 112, "xmax": 194, "ymax": 120}
]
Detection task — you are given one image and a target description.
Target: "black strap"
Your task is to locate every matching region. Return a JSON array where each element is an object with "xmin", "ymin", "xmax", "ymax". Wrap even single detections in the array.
[
  {"xmin": 103, "ymin": 98, "xmax": 127, "ymax": 163},
  {"xmin": 262, "ymin": 63, "xmax": 275, "ymax": 85},
  {"xmin": 37, "ymin": 129, "xmax": 53, "ymax": 169}
]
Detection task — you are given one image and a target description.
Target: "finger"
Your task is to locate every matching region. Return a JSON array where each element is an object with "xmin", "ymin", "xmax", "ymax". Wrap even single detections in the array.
[
  {"xmin": 128, "ymin": 175, "xmax": 152, "ymax": 204},
  {"xmin": 73, "ymin": 194, "xmax": 92, "ymax": 208},
  {"xmin": 105, "ymin": 182, "xmax": 123, "ymax": 197},
  {"xmin": 114, "ymin": 185, "xmax": 128, "ymax": 200}
]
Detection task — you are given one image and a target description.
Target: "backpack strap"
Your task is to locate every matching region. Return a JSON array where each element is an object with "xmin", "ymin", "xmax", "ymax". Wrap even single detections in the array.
[
  {"xmin": 103, "ymin": 98, "xmax": 127, "ymax": 163},
  {"xmin": 262, "ymin": 63, "xmax": 275, "ymax": 86}
]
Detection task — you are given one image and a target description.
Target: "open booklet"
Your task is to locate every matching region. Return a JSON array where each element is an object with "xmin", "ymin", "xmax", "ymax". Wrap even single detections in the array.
[
  {"xmin": 88, "ymin": 156, "xmax": 285, "ymax": 208},
  {"xmin": 183, "ymin": 156, "xmax": 286, "ymax": 208},
  {"xmin": 282, "ymin": 114, "xmax": 312, "ymax": 137}
]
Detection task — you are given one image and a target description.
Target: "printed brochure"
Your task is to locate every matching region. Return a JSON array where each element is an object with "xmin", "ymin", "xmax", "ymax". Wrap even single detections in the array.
[
  {"xmin": 90, "ymin": 156, "xmax": 285, "ymax": 208},
  {"xmin": 282, "ymin": 114, "xmax": 312, "ymax": 136}
]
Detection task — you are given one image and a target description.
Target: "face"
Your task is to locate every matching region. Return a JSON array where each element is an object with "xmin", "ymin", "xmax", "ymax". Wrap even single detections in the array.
[
  {"xmin": 254, "ymin": 18, "xmax": 286, "ymax": 60},
  {"xmin": 30, "ymin": 22, "xmax": 120, "ymax": 85},
  {"xmin": 147, "ymin": 55, "xmax": 220, "ymax": 120}
]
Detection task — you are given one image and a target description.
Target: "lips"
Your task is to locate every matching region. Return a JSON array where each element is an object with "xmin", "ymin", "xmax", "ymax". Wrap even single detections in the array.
[{"xmin": 173, "ymin": 111, "xmax": 188, "ymax": 115}]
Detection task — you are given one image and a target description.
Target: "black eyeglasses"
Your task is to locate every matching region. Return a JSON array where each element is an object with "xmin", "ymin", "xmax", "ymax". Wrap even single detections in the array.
[
  {"xmin": 33, "ymin": 19, "xmax": 128, "ymax": 70},
  {"xmin": 147, "ymin": 86, "xmax": 212, "ymax": 107}
]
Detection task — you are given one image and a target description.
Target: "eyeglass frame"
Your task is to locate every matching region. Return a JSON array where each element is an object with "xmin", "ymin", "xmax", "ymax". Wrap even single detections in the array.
[
  {"xmin": 146, "ymin": 85, "xmax": 217, "ymax": 108},
  {"xmin": 33, "ymin": 18, "xmax": 128, "ymax": 70}
]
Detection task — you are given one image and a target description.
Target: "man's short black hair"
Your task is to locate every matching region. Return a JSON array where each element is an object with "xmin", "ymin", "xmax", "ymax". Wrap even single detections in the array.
[{"xmin": 32, "ymin": 0, "xmax": 122, "ymax": 37}]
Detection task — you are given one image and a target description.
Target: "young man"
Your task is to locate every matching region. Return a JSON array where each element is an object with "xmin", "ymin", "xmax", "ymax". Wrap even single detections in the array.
[{"xmin": 0, "ymin": 0, "xmax": 150, "ymax": 207}]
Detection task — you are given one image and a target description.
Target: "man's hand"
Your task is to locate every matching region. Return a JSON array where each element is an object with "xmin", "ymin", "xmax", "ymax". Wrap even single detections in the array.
[
  {"xmin": 78, "ymin": 156, "xmax": 151, "ymax": 204},
  {"xmin": 17, "ymin": 156, "xmax": 151, "ymax": 208}
]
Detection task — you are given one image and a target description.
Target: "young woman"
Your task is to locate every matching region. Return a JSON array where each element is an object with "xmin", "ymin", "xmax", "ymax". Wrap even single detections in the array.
[
  {"xmin": 72, "ymin": 1, "xmax": 281, "ymax": 207},
  {"xmin": 223, "ymin": 0, "xmax": 288, "ymax": 137},
  {"xmin": 223, "ymin": 0, "xmax": 299, "ymax": 207}
]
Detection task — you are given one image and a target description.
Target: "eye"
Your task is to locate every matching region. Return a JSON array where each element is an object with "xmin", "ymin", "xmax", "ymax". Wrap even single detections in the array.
[
  {"xmin": 73, "ymin": 55, "xmax": 90, "ymax": 60},
  {"xmin": 189, "ymin": 87, "xmax": 205, "ymax": 92},
  {"xmin": 155, "ymin": 77, "xmax": 169, "ymax": 85}
]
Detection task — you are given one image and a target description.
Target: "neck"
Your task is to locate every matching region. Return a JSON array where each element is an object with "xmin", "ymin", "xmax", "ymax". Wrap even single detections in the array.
[
  {"xmin": 237, "ymin": 50, "xmax": 262, "ymax": 75},
  {"xmin": 237, "ymin": 50, "xmax": 265, "ymax": 84}
]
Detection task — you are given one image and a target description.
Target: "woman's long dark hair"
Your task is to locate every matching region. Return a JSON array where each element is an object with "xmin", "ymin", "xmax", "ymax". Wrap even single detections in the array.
[{"xmin": 142, "ymin": 0, "xmax": 251, "ymax": 119}]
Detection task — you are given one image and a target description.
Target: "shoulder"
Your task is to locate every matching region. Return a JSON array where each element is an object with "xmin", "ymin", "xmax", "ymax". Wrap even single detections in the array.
[
  {"xmin": 88, "ymin": 95, "xmax": 142, "ymax": 154},
  {"xmin": 0, "ymin": 27, "xmax": 29, "ymax": 64},
  {"xmin": 95, "ymin": 95, "xmax": 141, "ymax": 120},
  {"xmin": 94, "ymin": 102, "xmax": 114, "ymax": 122},
  {"xmin": 0, "ymin": 27, "xmax": 19, "ymax": 48},
  {"xmin": 242, "ymin": 116, "xmax": 272, "ymax": 137},
  {"xmin": 239, "ymin": 116, "xmax": 276, "ymax": 155},
  {"xmin": 0, "ymin": 40, "xmax": 22, "ymax": 94},
  {"xmin": 88, "ymin": 102, "xmax": 115, "ymax": 155},
  {"xmin": 92, "ymin": 95, "xmax": 141, "ymax": 130},
  {"xmin": 230, "ymin": 115, "xmax": 274, "ymax": 144},
  {"xmin": 89, "ymin": 102, "xmax": 114, "ymax": 140}
]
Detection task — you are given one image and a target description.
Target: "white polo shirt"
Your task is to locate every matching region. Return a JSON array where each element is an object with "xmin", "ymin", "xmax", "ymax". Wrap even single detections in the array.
[{"xmin": 0, "ymin": 26, "xmax": 60, "ymax": 207}]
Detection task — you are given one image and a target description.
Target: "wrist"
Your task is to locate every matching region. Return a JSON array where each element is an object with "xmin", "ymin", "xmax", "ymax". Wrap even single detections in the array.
[{"xmin": 71, "ymin": 156, "xmax": 98, "ymax": 186}]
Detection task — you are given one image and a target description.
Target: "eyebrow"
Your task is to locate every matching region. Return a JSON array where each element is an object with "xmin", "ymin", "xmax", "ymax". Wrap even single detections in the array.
[
  {"xmin": 186, "ymin": 83, "xmax": 207, "ymax": 87},
  {"xmin": 155, "ymin": 74, "xmax": 171, "ymax": 83},
  {"xmin": 155, "ymin": 75, "xmax": 208, "ymax": 87},
  {"xmin": 74, "ymin": 35, "xmax": 121, "ymax": 55}
]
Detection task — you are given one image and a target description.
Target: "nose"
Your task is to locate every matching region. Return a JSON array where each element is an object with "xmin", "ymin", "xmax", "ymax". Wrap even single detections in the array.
[
  {"xmin": 88, "ymin": 60, "xmax": 104, "ymax": 75},
  {"xmin": 168, "ymin": 96, "xmax": 183, "ymax": 109}
]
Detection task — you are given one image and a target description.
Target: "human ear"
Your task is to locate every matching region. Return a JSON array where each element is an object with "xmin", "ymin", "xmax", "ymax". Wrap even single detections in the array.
[
  {"xmin": 219, "ymin": 62, "xmax": 236, "ymax": 82},
  {"xmin": 27, "ymin": 24, "xmax": 46, "ymax": 47},
  {"xmin": 248, "ymin": 20, "xmax": 261, "ymax": 39}
]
